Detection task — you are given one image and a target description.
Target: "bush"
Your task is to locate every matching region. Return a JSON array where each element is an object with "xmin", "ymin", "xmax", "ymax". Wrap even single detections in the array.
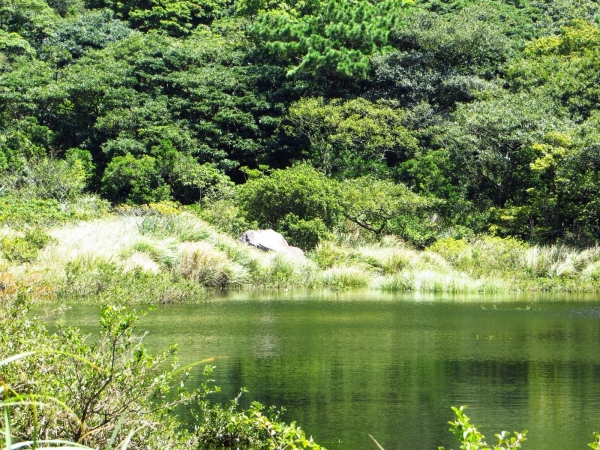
[
  {"xmin": 1, "ymin": 228, "xmax": 54, "ymax": 263},
  {"xmin": 238, "ymin": 163, "xmax": 342, "ymax": 235},
  {"xmin": 190, "ymin": 380, "xmax": 322, "ymax": 449},
  {"xmin": 102, "ymin": 154, "xmax": 171, "ymax": 204},
  {"xmin": 0, "ymin": 195, "xmax": 109, "ymax": 226},
  {"xmin": 280, "ymin": 214, "xmax": 331, "ymax": 250},
  {"xmin": 0, "ymin": 300, "xmax": 191, "ymax": 449},
  {"xmin": 339, "ymin": 176, "xmax": 440, "ymax": 245},
  {"xmin": 0, "ymin": 156, "xmax": 90, "ymax": 201},
  {"xmin": 193, "ymin": 199, "xmax": 257, "ymax": 238},
  {"xmin": 1, "ymin": 297, "xmax": 322, "ymax": 449}
]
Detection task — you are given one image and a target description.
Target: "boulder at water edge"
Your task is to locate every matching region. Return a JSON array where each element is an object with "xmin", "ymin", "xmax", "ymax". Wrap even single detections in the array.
[{"xmin": 238, "ymin": 229, "xmax": 306, "ymax": 259}]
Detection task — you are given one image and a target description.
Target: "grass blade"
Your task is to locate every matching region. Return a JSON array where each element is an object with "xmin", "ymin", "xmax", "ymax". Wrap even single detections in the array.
[
  {"xmin": 0, "ymin": 353, "xmax": 34, "ymax": 367},
  {"xmin": 4, "ymin": 405, "xmax": 12, "ymax": 450},
  {"xmin": 103, "ymin": 416, "xmax": 124, "ymax": 450},
  {"xmin": 369, "ymin": 434, "xmax": 385, "ymax": 450}
]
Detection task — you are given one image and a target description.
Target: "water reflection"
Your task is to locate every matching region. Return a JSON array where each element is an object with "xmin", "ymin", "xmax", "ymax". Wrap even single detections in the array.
[{"xmin": 49, "ymin": 292, "xmax": 600, "ymax": 450}]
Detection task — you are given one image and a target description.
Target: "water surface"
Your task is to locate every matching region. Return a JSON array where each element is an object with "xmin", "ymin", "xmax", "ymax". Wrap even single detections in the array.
[{"xmin": 52, "ymin": 291, "xmax": 600, "ymax": 449}]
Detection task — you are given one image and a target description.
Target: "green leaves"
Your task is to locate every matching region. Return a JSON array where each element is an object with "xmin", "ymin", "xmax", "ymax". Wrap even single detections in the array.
[
  {"xmin": 101, "ymin": 154, "xmax": 170, "ymax": 204},
  {"xmin": 102, "ymin": 0, "xmax": 230, "ymax": 35},
  {"xmin": 251, "ymin": 0, "xmax": 413, "ymax": 80},
  {"xmin": 238, "ymin": 163, "xmax": 342, "ymax": 241},
  {"xmin": 441, "ymin": 405, "xmax": 528, "ymax": 450},
  {"xmin": 340, "ymin": 175, "xmax": 438, "ymax": 245},
  {"xmin": 287, "ymin": 97, "xmax": 417, "ymax": 177}
]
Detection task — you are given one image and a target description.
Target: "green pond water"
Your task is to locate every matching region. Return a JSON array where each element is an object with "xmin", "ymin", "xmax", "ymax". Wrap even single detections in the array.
[{"xmin": 51, "ymin": 291, "xmax": 600, "ymax": 449}]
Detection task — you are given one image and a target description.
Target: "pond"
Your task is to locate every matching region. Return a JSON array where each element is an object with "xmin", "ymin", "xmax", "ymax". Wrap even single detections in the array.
[{"xmin": 51, "ymin": 291, "xmax": 600, "ymax": 449}]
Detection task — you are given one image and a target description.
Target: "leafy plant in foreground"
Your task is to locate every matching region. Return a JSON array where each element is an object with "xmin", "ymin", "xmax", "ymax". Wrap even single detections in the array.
[{"xmin": 439, "ymin": 406, "xmax": 527, "ymax": 450}]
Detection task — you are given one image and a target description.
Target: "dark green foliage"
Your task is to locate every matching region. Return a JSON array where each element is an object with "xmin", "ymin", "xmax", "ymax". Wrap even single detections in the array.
[
  {"xmin": 238, "ymin": 163, "xmax": 342, "ymax": 243},
  {"xmin": 0, "ymin": 0, "xmax": 58, "ymax": 45},
  {"xmin": 101, "ymin": 154, "xmax": 170, "ymax": 204},
  {"xmin": 98, "ymin": 0, "xmax": 230, "ymax": 35},
  {"xmin": 4, "ymin": 0, "xmax": 600, "ymax": 246},
  {"xmin": 250, "ymin": 0, "xmax": 413, "ymax": 82},
  {"xmin": 42, "ymin": 9, "xmax": 132, "ymax": 63},
  {"xmin": 372, "ymin": 6, "xmax": 511, "ymax": 108},
  {"xmin": 279, "ymin": 214, "xmax": 330, "ymax": 250}
]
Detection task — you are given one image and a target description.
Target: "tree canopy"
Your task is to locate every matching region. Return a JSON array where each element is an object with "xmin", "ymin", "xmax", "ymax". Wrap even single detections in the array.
[{"xmin": 5, "ymin": 0, "xmax": 600, "ymax": 246}]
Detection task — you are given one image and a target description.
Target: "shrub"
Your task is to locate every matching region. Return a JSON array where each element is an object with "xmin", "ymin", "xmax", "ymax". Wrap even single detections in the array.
[
  {"xmin": 0, "ymin": 195, "xmax": 109, "ymax": 226},
  {"xmin": 0, "ymin": 156, "xmax": 90, "ymax": 201},
  {"xmin": 190, "ymin": 383, "xmax": 322, "ymax": 450},
  {"xmin": 280, "ymin": 214, "xmax": 331, "ymax": 250},
  {"xmin": 193, "ymin": 199, "xmax": 257, "ymax": 238},
  {"xmin": 0, "ymin": 300, "xmax": 192, "ymax": 449},
  {"xmin": 339, "ymin": 176, "xmax": 440, "ymax": 245},
  {"xmin": 1, "ymin": 228, "xmax": 54, "ymax": 263},
  {"xmin": 1, "ymin": 297, "xmax": 323, "ymax": 449},
  {"xmin": 440, "ymin": 406, "xmax": 527, "ymax": 450},
  {"xmin": 102, "ymin": 154, "xmax": 171, "ymax": 204},
  {"xmin": 177, "ymin": 242, "xmax": 248, "ymax": 287},
  {"xmin": 238, "ymin": 163, "xmax": 342, "ymax": 233}
]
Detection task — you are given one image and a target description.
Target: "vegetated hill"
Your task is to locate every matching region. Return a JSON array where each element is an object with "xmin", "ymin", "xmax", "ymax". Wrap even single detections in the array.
[{"xmin": 3, "ymin": 0, "xmax": 600, "ymax": 248}]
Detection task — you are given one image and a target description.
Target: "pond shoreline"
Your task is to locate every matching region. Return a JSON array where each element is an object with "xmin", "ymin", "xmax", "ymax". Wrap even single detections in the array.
[{"xmin": 4, "ymin": 213, "xmax": 600, "ymax": 309}]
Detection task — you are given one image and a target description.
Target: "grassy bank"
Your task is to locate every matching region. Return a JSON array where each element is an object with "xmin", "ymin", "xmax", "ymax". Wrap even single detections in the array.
[{"xmin": 2, "ymin": 204, "xmax": 600, "ymax": 302}]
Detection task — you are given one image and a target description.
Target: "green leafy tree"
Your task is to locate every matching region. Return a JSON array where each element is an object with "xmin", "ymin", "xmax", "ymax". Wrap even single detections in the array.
[
  {"xmin": 0, "ymin": 30, "xmax": 35, "ymax": 62},
  {"xmin": 41, "ymin": 9, "xmax": 132, "ymax": 64},
  {"xmin": 250, "ymin": 0, "xmax": 413, "ymax": 82},
  {"xmin": 440, "ymin": 93, "xmax": 567, "ymax": 209},
  {"xmin": 339, "ymin": 175, "xmax": 439, "ymax": 245},
  {"xmin": 287, "ymin": 97, "xmax": 417, "ymax": 177},
  {"xmin": 0, "ymin": 0, "xmax": 58, "ymax": 45},
  {"xmin": 507, "ymin": 20, "xmax": 600, "ymax": 120},
  {"xmin": 98, "ymin": 0, "xmax": 230, "ymax": 35},
  {"xmin": 238, "ymin": 163, "xmax": 342, "ymax": 242},
  {"xmin": 372, "ymin": 6, "xmax": 511, "ymax": 109},
  {"xmin": 101, "ymin": 154, "xmax": 170, "ymax": 204},
  {"xmin": 39, "ymin": 29, "xmax": 277, "ymax": 178}
]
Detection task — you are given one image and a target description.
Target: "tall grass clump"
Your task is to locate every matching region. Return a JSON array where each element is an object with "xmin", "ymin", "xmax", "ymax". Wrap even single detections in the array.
[
  {"xmin": 247, "ymin": 253, "xmax": 320, "ymax": 289},
  {"xmin": 59, "ymin": 255, "xmax": 207, "ymax": 303},
  {"xmin": 138, "ymin": 214, "xmax": 211, "ymax": 242},
  {"xmin": 427, "ymin": 236, "xmax": 600, "ymax": 290},
  {"xmin": 375, "ymin": 271, "xmax": 507, "ymax": 294},
  {"xmin": 131, "ymin": 237, "xmax": 179, "ymax": 268},
  {"xmin": 321, "ymin": 267, "xmax": 373, "ymax": 290},
  {"xmin": 178, "ymin": 242, "xmax": 248, "ymax": 287}
]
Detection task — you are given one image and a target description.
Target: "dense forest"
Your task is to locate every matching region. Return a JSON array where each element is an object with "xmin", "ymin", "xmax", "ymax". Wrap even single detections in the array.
[{"xmin": 3, "ymin": 0, "xmax": 600, "ymax": 249}]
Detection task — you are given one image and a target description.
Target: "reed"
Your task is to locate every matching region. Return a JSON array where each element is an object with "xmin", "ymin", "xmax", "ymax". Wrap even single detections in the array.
[
  {"xmin": 177, "ymin": 241, "xmax": 248, "ymax": 287},
  {"xmin": 321, "ymin": 267, "xmax": 373, "ymax": 290},
  {"xmin": 375, "ymin": 271, "xmax": 507, "ymax": 294}
]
